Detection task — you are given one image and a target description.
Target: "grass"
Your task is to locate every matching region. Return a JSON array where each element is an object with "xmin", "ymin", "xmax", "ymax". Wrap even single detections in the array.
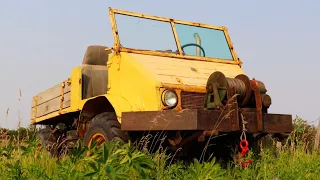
[{"xmin": 0, "ymin": 116, "xmax": 320, "ymax": 180}]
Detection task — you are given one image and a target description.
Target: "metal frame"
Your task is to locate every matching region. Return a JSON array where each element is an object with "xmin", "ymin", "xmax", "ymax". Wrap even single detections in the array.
[
  {"xmin": 121, "ymin": 109, "xmax": 293, "ymax": 133},
  {"xmin": 108, "ymin": 7, "xmax": 242, "ymax": 66}
]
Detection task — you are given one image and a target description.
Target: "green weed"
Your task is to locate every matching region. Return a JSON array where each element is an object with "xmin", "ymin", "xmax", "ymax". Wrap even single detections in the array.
[{"xmin": 0, "ymin": 116, "xmax": 319, "ymax": 179}]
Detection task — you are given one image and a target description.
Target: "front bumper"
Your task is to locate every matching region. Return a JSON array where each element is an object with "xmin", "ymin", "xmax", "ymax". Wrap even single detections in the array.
[{"xmin": 121, "ymin": 108, "xmax": 293, "ymax": 134}]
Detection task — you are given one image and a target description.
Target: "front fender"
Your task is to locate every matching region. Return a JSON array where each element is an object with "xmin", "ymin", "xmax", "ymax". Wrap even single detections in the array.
[
  {"xmin": 104, "ymin": 94, "xmax": 133, "ymax": 123},
  {"xmin": 79, "ymin": 94, "xmax": 142, "ymax": 123}
]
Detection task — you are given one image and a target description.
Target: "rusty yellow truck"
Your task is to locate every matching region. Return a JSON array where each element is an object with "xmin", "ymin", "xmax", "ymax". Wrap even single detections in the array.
[{"xmin": 31, "ymin": 7, "xmax": 293, "ymax": 160}]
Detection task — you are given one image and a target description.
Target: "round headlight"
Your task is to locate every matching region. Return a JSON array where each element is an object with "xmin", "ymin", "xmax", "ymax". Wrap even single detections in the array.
[{"xmin": 162, "ymin": 90, "xmax": 178, "ymax": 108}]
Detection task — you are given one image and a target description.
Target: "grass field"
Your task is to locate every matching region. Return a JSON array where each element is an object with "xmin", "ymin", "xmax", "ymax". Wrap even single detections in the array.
[{"xmin": 0, "ymin": 116, "xmax": 319, "ymax": 180}]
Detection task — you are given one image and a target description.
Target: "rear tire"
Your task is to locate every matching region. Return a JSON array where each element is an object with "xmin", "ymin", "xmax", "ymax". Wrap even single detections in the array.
[
  {"xmin": 36, "ymin": 127, "xmax": 64, "ymax": 157},
  {"xmin": 83, "ymin": 112, "xmax": 129, "ymax": 147}
]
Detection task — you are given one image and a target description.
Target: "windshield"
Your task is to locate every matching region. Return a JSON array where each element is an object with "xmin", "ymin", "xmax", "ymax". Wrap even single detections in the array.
[
  {"xmin": 114, "ymin": 13, "xmax": 234, "ymax": 61},
  {"xmin": 175, "ymin": 24, "xmax": 233, "ymax": 60},
  {"xmin": 115, "ymin": 14, "xmax": 178, "ymax": 53}
]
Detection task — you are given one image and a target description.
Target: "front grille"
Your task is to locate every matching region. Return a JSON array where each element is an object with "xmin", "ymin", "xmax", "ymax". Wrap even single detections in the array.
[{"xmin": 180, "ymin": 91, "xmax": 206, "ymax": 109}]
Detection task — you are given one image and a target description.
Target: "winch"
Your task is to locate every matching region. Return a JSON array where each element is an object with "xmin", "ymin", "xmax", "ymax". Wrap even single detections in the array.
[{"xmin": 204, "ymin": 71, "xmax": 272, "ymax": 110}]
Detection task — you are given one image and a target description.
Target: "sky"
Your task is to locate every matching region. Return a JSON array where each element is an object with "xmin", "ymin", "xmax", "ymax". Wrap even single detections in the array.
[{"xmin": 0, "ymin": 0, "xmax": 319, "ymax": 129}]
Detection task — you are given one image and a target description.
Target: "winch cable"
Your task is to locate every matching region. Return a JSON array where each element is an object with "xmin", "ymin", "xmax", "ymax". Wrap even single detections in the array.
[
  {"xmin": 238, "ymin": 111, "xmax": 252, "ymax": 168},
  {"xmin": 226, "ymin": 78, "xmax": 247, "ymax": 103}
]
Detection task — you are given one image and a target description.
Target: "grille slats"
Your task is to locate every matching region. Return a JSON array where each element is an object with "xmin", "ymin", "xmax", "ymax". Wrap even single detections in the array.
[{"xmin": 180, "ymin": 91, "xmax": 205, "ymax": 109}]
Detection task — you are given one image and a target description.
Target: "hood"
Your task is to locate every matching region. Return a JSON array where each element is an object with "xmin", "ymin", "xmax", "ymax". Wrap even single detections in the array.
[{"xmin": 130, "ymin": 53, "xmax": 245, "ymax": 91}]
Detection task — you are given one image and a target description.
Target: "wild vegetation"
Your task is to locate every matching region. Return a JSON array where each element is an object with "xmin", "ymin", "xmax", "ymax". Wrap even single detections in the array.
[{"xmin": 0, "ymin": 116, "xmax": 319, "ymax": 180}]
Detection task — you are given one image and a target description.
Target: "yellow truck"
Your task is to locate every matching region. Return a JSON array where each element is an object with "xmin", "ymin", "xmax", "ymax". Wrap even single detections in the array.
[{"xmin": 31, "ymin": 7, "xmax": 293, "ymax": 160}]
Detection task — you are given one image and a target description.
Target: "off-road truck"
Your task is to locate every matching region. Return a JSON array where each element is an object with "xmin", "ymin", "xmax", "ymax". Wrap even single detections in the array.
[{"xmin": 31, "ymin": 7, "xmax": 293, "ymax": 161}]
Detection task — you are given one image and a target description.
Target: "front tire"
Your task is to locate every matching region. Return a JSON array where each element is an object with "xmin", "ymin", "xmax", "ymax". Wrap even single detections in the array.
[{"xmin": 83, "ymin": 112, "xmax": 129, "ymax": 147}]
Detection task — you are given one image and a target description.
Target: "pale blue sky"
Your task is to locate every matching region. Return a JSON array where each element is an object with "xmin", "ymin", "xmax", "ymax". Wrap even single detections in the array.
[{"xmin": 1, "ymin": 0, "xmax": 319, "ymax": 129}]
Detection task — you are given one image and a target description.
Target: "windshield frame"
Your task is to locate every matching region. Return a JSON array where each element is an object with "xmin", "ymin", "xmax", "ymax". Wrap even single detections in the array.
[{"xmin": 109, "ymin": 7, "xmax": 241, "ymax": 65}]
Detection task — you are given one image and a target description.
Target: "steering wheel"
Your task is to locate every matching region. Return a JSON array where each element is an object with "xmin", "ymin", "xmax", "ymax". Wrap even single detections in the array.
[{"xmin": 180, "ymin": 43, "xmax": 206, "ymax": 57}]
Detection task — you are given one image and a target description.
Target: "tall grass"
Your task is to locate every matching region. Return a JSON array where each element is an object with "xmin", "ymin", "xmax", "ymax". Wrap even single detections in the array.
[{"xmin": 0, "ymin": 116, "xmax": 319, "ymax": 179}]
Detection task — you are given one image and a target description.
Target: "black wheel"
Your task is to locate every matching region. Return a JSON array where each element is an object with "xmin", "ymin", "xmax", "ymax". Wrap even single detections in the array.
[
  {"xmin": 83, "ymin": 112, "xmax": 129, "ymax": 147},
  {"xmin": 36, "ymin": 128, "xmax": 56, "ymax": 147},
  {"xmin": 36, "ymin": 127, "xmax": 63, "ymax": 157}
]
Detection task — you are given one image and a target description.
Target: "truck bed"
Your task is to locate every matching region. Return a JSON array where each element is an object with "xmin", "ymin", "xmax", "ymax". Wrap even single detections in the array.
[{"xmin": 30, "ymin": 79, "xmax": 71, "ymax": 123}]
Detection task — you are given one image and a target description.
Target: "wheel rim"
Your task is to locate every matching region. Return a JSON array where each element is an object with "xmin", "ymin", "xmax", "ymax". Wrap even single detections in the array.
[{"xmin": 88, "ymin": 133, "xmax": 107, "ymax": 147}]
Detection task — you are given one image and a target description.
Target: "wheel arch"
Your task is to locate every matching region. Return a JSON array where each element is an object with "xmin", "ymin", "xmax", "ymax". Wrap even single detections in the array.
[
  {"xmin": 78, "ymin": 95, "xmax": 132, "ymax": 138},
  {"xmin": 80, "ymin": 96, "xmax": 115, "ymax": 120}
]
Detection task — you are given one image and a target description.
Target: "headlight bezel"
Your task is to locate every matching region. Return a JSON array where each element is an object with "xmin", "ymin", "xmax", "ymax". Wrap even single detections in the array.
[{"xmin": 161, "ymin": 89, "xmax": 178, "ymax": 108}]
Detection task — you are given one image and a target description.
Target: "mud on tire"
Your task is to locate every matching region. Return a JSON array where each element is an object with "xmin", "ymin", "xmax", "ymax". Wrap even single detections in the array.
[{"xmin": 83, "ymin": 112, "xmax": 129, "ymax": 147}]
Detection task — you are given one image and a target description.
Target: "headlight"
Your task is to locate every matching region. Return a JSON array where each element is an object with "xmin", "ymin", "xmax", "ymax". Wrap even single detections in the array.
[{"xmin": 161, "ymin": 90, "xmax": 178, "ymax": 108}]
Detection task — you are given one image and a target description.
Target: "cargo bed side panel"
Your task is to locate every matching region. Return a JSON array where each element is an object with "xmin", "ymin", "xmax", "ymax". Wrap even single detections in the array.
[{"xmin": 30, "ymin": 80, "xmax": 71, "ymax": 122}]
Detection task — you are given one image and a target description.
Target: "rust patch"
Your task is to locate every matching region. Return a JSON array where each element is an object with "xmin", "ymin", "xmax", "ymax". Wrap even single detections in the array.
[
  {"xmin": 121, "ymin": 109, "xmax": 293, "ymax": 133},
  {"xmin": 176, "ymin": 77, "xmax": 182, "ymax": 84},
  {"xmin": 190, "ymin": 67, "xmax": 197, "ymax": 72},
  {"xmin": 235, "ymin": 74, "xmax": 252, "ymax": 106},
  {"xmin": 241, "ymin": 109, "xmax": 293, "ymax": 133},
  {"xmin": 59, "ymin": 82, "xmax": 65, "ymax": 114},
  {"xmin": 180, "ymin": 91, "xmax": 205, "ymax": 109},
  {"xmin": 251, "ymin": 79, "xmax": 263, "ymax": 132}
]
